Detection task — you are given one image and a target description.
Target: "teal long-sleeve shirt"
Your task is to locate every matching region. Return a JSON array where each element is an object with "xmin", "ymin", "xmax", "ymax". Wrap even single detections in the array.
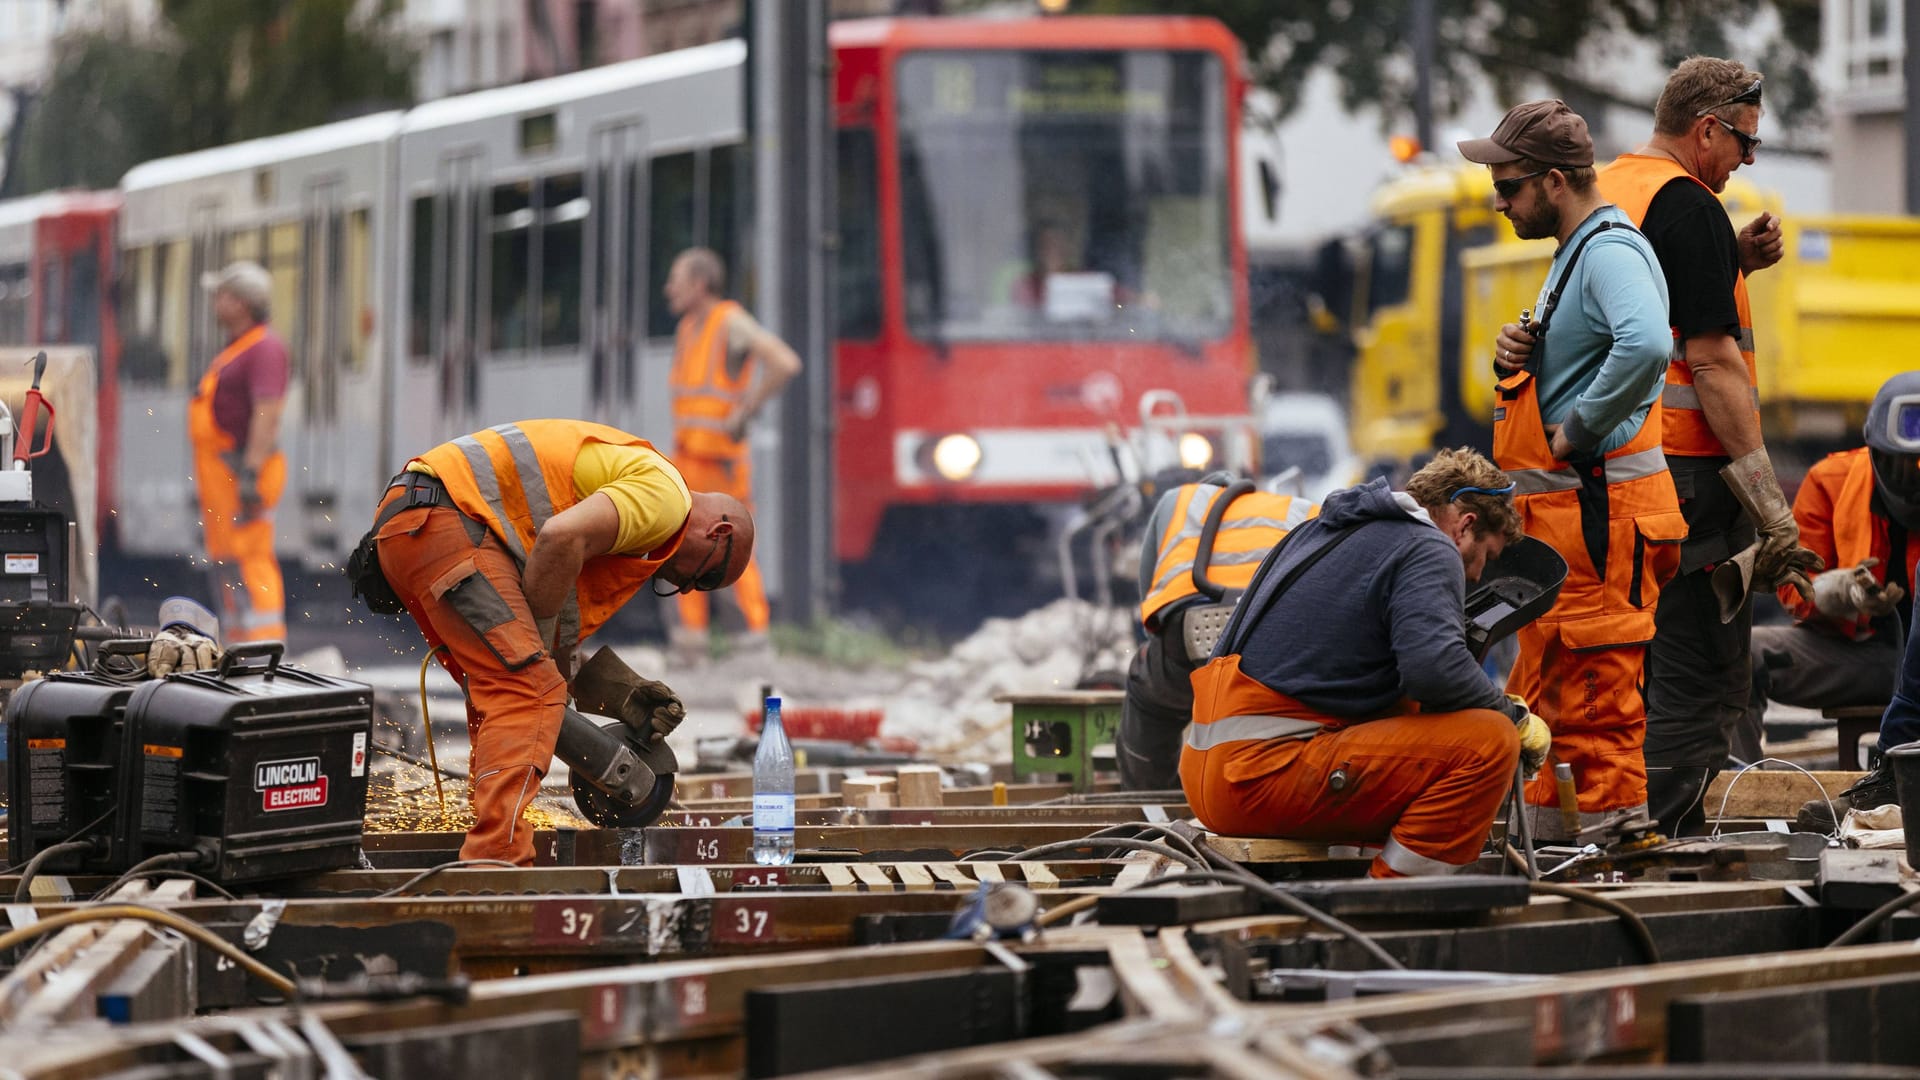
[{"xmin": 1531, "ymin": 205, "xmax": 1672, "ymax": 455}]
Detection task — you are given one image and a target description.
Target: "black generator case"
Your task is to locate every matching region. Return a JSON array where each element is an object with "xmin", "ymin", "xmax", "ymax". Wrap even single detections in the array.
[
  {"xmin": 115, "ymin": 642, "xmax": 375, "ymax": 883},
  {"xmin": 4, "ymin": 666, "xmax": 138, "ymax": 873}
]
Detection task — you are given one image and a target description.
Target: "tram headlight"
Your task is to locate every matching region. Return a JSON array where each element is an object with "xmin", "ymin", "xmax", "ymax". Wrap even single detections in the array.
[
  {"xmin": 928, "ymin": 433, "xmax": 983, "ymax": 481},
  {"xmin": 1178, "ymin": 432, "xmax": 1215, "ymax": 470}
]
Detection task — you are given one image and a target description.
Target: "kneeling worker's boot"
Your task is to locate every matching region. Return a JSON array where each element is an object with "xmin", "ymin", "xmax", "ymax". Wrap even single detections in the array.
[{"xmin": 1797, "ymin": 762, "xmax": 1898, "ymax": 832}]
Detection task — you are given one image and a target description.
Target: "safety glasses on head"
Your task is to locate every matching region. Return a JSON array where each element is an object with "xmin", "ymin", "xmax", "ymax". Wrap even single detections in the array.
[
  {"xmin": 1706, "ymin": 115, "xmax": 1762, "ymax": 157},
  {"xmin": 651, "ymin": 515, "xmax": 734, "ymax": 596},
  {"xmin": 1887, "ymin": 393, "xmax": 1920, "ymax": 451},
  {"xmin": 1449, "ymin": 482, "xmax": 1516, "ymax": 501},
  {"xmin": 1696, "ymin": 76, "xmax": 1763, "ymax": 116},
  {"xmin": 1492, "ymin": 168, "xmax": 1553, "ymax": 200}
]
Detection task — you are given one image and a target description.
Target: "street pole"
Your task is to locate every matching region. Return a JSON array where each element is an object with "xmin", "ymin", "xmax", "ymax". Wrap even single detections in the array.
[
  {"xmin": 1905, "ymin": 0, "xmax": 1920, "ymax": 212},
  {"xmin": 1411, "ymin": 0, "xmax": 1436, "ymax": 153},
  {"xmin": 752, "ymin": 0, "xmax": 836, "ymax": 626}
]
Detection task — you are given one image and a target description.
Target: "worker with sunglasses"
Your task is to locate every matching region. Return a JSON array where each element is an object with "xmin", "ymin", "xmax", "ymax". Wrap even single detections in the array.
[
  {"xmin": 1583, "ymin": 58, "xmax": 1823, "ymax": 834},
  {"xmin": 366, "ymin": 420, "xmax": 753, "ymax": 864},
  {"xmin": 1464, "ymin": 100, "xmax": 1683, "ymax": 840}
]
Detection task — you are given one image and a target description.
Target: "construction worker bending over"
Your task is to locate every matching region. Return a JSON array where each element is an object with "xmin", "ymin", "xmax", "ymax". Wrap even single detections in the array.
[
  {"xmin": 1746, "ymin": 375, "xmax": 1918, "ymax": 828},
  {"xmin": 371, "ymin": 420, "xmax": 753, "ymax": 865},
  {"xmin": 1119, "ymin": 477, "xmax": 1317, "ymax": 789},
  {"xmin": 665, "ymin": 247, "xmax": 801, "ymax": 656},
  {"xmin": 1469, "ymin": 101, "xmax": 1684, "ymax": 840},
  {"xmin": 191, "ymin": 261, "xmax": 290, "ymax": 644},
  {"xmin": 1595, "ymin": 57, "xmax": 1823, "ymax": 834},
  {"xmin": 1181, "ymin": 451, "xmax": 1550, "ymax": 879}
]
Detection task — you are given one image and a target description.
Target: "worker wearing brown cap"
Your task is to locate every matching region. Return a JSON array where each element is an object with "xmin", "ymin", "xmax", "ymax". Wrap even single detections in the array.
[
  {"xmin": 189, "ymin": 261, "xmax": 290, "ymax": 645},
  {"xmin": 1462, "ymin": 100, "xmax": 1683, "ymax": 840}
]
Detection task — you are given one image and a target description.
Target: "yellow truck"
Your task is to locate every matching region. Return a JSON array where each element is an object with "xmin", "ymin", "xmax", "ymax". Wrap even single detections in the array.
[{"xmin": 1341, "ymin": 162, "xmax": 1920, "ymax": 479}]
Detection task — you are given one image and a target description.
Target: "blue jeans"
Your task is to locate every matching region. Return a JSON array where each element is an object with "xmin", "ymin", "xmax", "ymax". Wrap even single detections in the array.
[{"xmin": 1882, "ymin": 613, "xmax": 1920, "ymax": 750}]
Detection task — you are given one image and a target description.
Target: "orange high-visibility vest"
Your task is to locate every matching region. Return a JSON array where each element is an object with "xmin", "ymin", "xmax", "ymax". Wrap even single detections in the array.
[
  {"xmin": 1598, "ymin": 154, "xmax": 1761, "ymax": 458},
  {"xmin": 670, "ymin": 300, "xmax": 749, "ymax": 460},
  {"xmin": 415, "ymin": 420, "xmax": 688, "ymax": 650},
  {"xmin": 1785, "ymin": 446, "xmax": 1920, "ymax": 636},
  {"xmin": 1139, "ymin": 485, "xmax": 1318, "ymax": 629}
]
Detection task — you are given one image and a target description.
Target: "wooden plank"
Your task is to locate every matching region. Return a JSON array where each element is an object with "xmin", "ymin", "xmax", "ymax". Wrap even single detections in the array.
[
  {"xmin": 896, "ymin": 864, "xmax": 936, "ymax": 892},
  {"xmin": 850, "ymin": 863, "xmax": 894, "ymax": 890},
  {"xmin": 928, "ymin": 863, "xmax": 973, "ymax": 888},
  {"xmin": 819, "ymin": 864, "xmax": 858, "ymax": 892},
  {"xmin": 1205, "ymin": 836, "xmax": 1359, "ymax": 863},
  {"xmin": 1704, "ymin": 769, "xmax": 1863, "ymax": 818},
  {"xmin": 1020, "ymin": 863, "xmax": 1060, "ymax": 890},
  {"xmin": 895, "ymin": 765, "xmax": 944, "ymax": 808},
  {"xmin": 974, "ymin": 862, "xmax": 1006, "ymax": 884}
]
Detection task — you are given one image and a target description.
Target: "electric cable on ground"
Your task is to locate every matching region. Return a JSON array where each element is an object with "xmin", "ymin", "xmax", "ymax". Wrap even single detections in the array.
[
  {"xmin": 91, "ymin": 852, "xmax": 204, "ymax": 902},
  {"xmin": 418, "ymin": 648, "xmax": 450, "ymax": 809},
  {"xmin": 1826, "ymin": 888, "xmax": 1920, "ymax": 949},
  {"xmin": 12, "ymin": 841, "xmax": 96, "ymax": 903},
  {"xmin": 1118, "ymin": 869, "xmax": 1407, "ymax": 971},
  {"xmin": 374, "ymin": 859, "xmax": 519, "ymax": 899},
  {"xmin": 1002, "ymin": 836, "xmax": 1208, "ymax": 872},
  {"xmin": 1526, "ymin": 879, "xmax": 1661, "ymax": 964},
  {"xmin": 0, "ymin": 905, "xmax": 295, "ymax": 996},
  {"xmin": 0, "ymin": 806, "xmax": 116, "ymax": 876},
  {"xmin": 104, "ymin": 868, "xmax": 240, "ymax": 901}
]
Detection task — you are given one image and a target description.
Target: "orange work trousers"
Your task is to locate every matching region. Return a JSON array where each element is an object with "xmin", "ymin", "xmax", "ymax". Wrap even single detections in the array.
[
  {"xmin": 1508, "ymin": 623, "xmax": 1651, "ymax": 838},
  {"xmin": 673, "ymin": 452, "xmax": 769, "ymax": 633},
  {"xmin": 1180, "ymin": 709, "xmax": 1520, "ymax": 879},
  {"xmin": 195, "ymin": 455, "xmax": 288, "ymax": 644},
  {"xmin": 374, "ymin": 490, "xmax": 565, "ymax": 866}
]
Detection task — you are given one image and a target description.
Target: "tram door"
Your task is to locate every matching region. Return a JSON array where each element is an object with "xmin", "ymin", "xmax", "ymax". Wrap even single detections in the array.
[
  {"xmin": 296, "ymin": 177, "xmax": 350, "ymax": 559},
  {"xmin": 428, "ymin": 151, "xmax": 487, "ymax": 447},
  {"xmin": 586, "ymin": 121, "xmax": 645, "ymax": 429}
]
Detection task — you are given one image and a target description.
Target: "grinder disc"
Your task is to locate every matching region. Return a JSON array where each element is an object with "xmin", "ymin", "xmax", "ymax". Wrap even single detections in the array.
[{"xmin": 569, "ymin": 719, "xmax": 676, "ymax": 827}]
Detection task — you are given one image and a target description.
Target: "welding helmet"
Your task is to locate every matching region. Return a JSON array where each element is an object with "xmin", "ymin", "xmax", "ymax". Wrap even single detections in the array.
[{"xmin": 1865, "ymin": 371, "xmax": 1920, "ymax": 530}]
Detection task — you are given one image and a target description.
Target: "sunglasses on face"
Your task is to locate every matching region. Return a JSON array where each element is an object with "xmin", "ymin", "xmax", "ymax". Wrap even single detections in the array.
[
  {"xmin": 655, "ymin": 515, "xmax": 733, "ymax": 596},
  {"xmin": 1707, "ymin": 114, "xmax": 1762, "ymax": 157},
  {"xmin": 1492, "ymin": 168, "xmax": 1552, "ymax": 200},
  {"xmin": 1696, "ymin": 76, "xmax": 1764, "ymax": 116}
]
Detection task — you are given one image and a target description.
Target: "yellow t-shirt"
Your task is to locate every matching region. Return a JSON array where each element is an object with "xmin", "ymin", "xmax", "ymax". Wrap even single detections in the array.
[{"xmin": 407, "ymin": 442, "xmax": 690, "ymax": 556}]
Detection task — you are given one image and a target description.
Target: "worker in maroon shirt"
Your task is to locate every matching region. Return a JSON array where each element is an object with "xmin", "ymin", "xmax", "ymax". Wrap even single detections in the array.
[{"xmin": 190, "ymin": 261, "xmax": 291, "ymax": 644}]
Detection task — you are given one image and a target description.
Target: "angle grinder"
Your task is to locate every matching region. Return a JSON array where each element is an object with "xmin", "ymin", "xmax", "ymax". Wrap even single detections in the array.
[{"xmin": 552, "ymin": 646, "xmax": 679, "ymax": 827}]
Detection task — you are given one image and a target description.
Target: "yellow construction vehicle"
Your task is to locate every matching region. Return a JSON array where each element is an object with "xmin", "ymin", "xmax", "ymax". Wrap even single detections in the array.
[{"xmin": 1339, "ymin": 161, "xmax": 1920, "ymax": 479}]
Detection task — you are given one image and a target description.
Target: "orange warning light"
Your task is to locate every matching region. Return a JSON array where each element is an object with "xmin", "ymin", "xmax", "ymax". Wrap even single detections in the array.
[{"xmin": 1389, "ymin": 134, "xmax": 1423, "ymax": 163}]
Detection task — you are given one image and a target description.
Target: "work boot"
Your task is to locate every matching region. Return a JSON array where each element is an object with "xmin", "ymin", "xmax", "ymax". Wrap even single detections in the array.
[{"xmin": 1797, "ymin": 762, "xmax": 1898, "ymax": 832}]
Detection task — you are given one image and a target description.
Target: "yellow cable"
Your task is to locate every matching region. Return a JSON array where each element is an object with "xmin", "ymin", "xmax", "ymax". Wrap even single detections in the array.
[
  {"xmin": 419, "ymin": 649, "xmax": 447, "ymax": 810},
  {"xmin": 0, "ymin": 905, "xmax": 297, "ymax": 996}
]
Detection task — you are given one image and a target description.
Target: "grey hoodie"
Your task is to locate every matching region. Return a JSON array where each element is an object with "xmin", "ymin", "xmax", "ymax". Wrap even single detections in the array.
[{"xmin": 1216, "ymin": 478, "xmax": 1521, "ymax": 722}]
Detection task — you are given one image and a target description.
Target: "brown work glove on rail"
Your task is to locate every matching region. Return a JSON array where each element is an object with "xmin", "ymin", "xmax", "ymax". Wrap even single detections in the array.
[
  {"xmin": 1720, "ymin": 447, "xmax": 1824, "ymax": 602},
  {"xmin": 630, "ymin": 677, "xmax": 686, "ymax": 744}
]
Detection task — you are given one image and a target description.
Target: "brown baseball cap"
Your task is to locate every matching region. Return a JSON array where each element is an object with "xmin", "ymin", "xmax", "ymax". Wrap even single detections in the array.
[{"xmin": 1457, "ymin": 99, "xmax": 1594, "ymax": 168}]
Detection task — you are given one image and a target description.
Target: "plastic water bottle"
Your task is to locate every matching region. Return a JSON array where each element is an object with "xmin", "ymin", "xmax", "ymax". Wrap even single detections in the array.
[{"xmin": 753, "ymin": 696, "xmax": 796, "ymax": 866}]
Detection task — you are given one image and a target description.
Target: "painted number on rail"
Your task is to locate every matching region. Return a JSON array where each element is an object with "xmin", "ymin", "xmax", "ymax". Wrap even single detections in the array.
[
  {"xmin": 534, "ymin": 903, "xmax": 602, "ymax": 946},
  {"xmin": 737, "ymin": 869, "xmax": 784, "ymax": 887},
  {"xmin": 716, "ymin": 900, "xmax": 773, "ymax": 943},
  {"xmin": 689, "ymin": 836, "xmax": 723, "ymax": 861}
]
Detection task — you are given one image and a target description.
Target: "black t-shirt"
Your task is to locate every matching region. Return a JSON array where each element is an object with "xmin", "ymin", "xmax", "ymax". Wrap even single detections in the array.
[{"xmin": 1638, "ymin": 177, "xmax": 1742, "ymax": 339}]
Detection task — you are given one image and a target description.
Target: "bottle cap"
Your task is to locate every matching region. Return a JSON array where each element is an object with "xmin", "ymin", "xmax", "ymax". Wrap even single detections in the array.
[{"xmin": 765, "ymin": 696, "xmax": 781, "ymax": 708}]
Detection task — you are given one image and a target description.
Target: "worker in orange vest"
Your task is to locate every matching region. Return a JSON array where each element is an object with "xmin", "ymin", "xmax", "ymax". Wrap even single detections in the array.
[
  {"xmin": 664, "ymin": 248, "xmax": 801, "ymax": 658},
  {"xmin": 1180, "ymin": 450, "xmax": 1551, "ymax": 879},
  {"xmin": 1119, "ymin": 477, "xmax": 1317, "ymax": 790},
  {"xmin": 1468, "ymin": 101, "xmax": 1684, "ymax": 839},
  {"xmin": 190, "ymin": 261, "xmax": 290, "ymax": 645},
  {"xmin": 1742, "ymin": 374, "xmax": 1920, "ymax": 828},
  {"xmin": 1593, "ymin": 58, "xmax": 1823, "ymax": 834},
  {"xmin": 369, "ymin": 420, "xmax": 753, "ymax": 865}
]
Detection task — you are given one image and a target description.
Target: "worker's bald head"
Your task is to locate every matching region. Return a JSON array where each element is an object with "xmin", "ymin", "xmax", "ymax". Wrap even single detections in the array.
[{"xmin": 658, "ymin": 490, "xmax": 755, "ymax": 593}]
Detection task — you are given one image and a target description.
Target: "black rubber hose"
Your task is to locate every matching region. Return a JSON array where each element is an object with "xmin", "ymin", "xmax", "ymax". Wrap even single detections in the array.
[
  {"xmin": 1827, "ymin": 888, "xmax": 1920, "ymax": 949},
  {"xmin": 1124, "ymin": 869, "xmax": 1407, "ymax": 971},
  {"xmin": 1527, "ymin": 880, "xmax": 1661, "ymax": 964},
  {"xmin": 12, "ymin": 841, "xmax": 96, "ymax": 903},
  {"xmin": 90, "ymin": 852, "xmax": 203, "ymax": 902},
  {"xmin": 1191, "ymin": 479, "xmax": 1256, "ymax": 601}
]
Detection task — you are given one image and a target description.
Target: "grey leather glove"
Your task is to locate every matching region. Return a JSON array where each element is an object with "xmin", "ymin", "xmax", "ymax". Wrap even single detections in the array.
[
  {"xmin": 1720, "ymin": 447, "xmax": 1824, "ymax": 601},
  {"xmin": 146, "ymin": 627, "xmax": 221, "ymax": 678},
  {"xmin": 1811, "ymin": 557, "xmax": 1906, "ymax": 621},
  {"xmin": 631, "ymin": 677, "xmax": 686, "ymax": 744}
]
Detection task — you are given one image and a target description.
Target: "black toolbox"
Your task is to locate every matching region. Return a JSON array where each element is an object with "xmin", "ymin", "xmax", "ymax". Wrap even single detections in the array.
[
  {"xmin": 115, "ymin": 642, "xmax": 375, "ymax": 883},
  {"xmin": 3, "ymin": 657, "xmax": 142, "ymax": 874}
]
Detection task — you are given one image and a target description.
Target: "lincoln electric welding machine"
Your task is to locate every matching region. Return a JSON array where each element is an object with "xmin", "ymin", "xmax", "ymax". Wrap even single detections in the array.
[{"xmin": 0, "ymin": 350, "xmax": 81, "ymax": 678}]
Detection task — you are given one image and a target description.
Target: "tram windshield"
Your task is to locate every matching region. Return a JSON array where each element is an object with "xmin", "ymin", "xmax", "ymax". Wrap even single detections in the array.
[{"xmin": 896, "ymin": 48, "xmax": 1232, "ymax": 344}]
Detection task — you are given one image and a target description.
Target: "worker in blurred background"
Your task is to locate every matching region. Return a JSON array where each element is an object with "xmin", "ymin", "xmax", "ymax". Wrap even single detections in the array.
[
  {"xmin": 1596, "ymin": 57, "xmax": 1824, "ymax": 834},
  {"xmin": 1118, "ymin": 475, "xmax": 1317, "ymax": 789},
  {"xmin": 191, "ymin": 261, "xmax": 290, "ymax": 645},
  {"xmin": 370, "ymin": 419, "xmax": 753, "ymax": 864},
  {"xmin": 1180, "ymin": 449, "xmax": 1550, "ymax": 879},
  {"xmin": 665, "ymin": 247, "xmax": 801, "ymax": 660},
  {"xmin": 1745, "ymin": 374, "xmax": 1920, "ymax": 828},
  {"xmin": 1471, "ymin": 100, "xmax": 1682, "ymax": 840}
]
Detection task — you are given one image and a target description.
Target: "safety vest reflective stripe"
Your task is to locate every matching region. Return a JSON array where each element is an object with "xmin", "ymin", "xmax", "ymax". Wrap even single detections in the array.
[
  {"xmin": 1149, "ymin": 537, "xmax": 1296, "ymax": 597},
  {"xmin": 1507, "ymin": 445, "xmax": 1671, "ymax": 497},
  {"xmin": 1660, "ymin": 383, "xmax": 1762, "ymax": 411},
  {"xmin": 1184, "ymin": 713, "xmax": 1325, "ymax": 750},
  {"xmin": 1380, "ymin": 837, "xmax": 1461, "ymax": 876}
]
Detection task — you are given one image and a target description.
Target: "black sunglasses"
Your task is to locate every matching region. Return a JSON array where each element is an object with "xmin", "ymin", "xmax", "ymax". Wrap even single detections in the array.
[
  {"xmin": 1696, "ymin": 76, "xmax": 1763, "ymax": 116},
  {"xmin": 654, "ymin": 515, "xmax": 733, "ymax": 596},
  {"xmin": 1706, "ymin": 115, "xmax": 1761, "ymax": 158},
  {"xmin": 1492, "ymin": 168, "xmax": 1552, "ymax": 200}
]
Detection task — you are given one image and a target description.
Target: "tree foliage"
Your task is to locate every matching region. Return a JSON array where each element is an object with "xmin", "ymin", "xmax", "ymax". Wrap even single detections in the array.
[
  {"xmin": 8, "ymin": 1, "xmax": 414, "ymax": 196},
  {"xmin": 1083, "ymin": 0, "xmax": 1822, "ymax": 136}
]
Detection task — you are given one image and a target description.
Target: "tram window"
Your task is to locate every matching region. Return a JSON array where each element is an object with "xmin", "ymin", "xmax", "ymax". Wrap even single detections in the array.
[
  {"xmin": 539, "ymin": 172, "xmax": 585, "ymax": 349},
  {"xmin": 267, "ymin": 223, "xmax": 304, "ymax": 374},
  {"xmin": 41, "ymin": 258, "xmax": 63, "ymax": 342},
  {"xmin": 67, "ymin": 249, "xmax": 99, "ymax": 351},
  {"xmin": 159, "ymin": 240, "xmax": 190, "ymax": 387},
  {"xmin": 1363, "ymin": 224, "xmax": 1414, "ymax": 316},
  {"xmin": 346, "ymin": 208, "xmax": 370, "ymax": 370},
  {"xmin": 837, "ymin": 128, "xmax": 880, "ymax": 340},
  {"xmin": 490, "ymin": 180, "xmax": 533, "ymax": 353},
  {"xmin": 647, "ymin": 151, "xmax": 696, "ymax": 337},
  {"xmin": 410, "ymin": 195, "xmax": 433, "ymax": 361},
  {"xmin": 708, "ymin": 145, "xmax": 744, "ymax": 308},
  {"xmin": 0, "ymin": 263, "xmax": 28, "ymax": 344},
  {"xmin": 227, "ymin": 230, "xmax": 261, "ymax": 263},
  {"xmin": 120, "ymin": 248, "xmax": 167, "ymax": 385}
]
